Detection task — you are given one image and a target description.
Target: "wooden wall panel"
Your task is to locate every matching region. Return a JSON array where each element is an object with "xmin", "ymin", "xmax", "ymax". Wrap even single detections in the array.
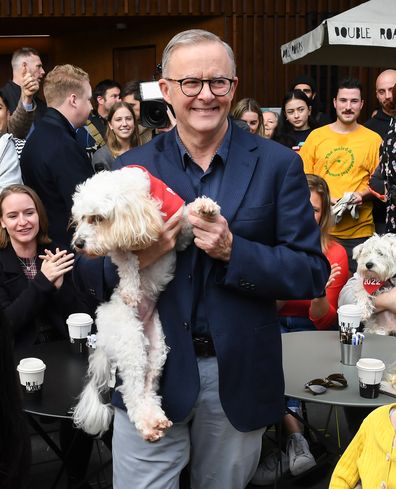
[
  {"xmin": 48, "ymin": 15, "xmax": 224, "ymax": 89},
  {"xmin": 0, "ymin": 0, "xmax": 230, "ymax": 17},
  {"xmin": 0, "ymin": 0, "xmax": 367, "ymax": 17},
  {"xmin": 226, "ymin": 0, "xmax": 382, "ymax": 119},
  {"xmin": 0, "ymin": 0, "xmax": 383, "ymax": 120}
]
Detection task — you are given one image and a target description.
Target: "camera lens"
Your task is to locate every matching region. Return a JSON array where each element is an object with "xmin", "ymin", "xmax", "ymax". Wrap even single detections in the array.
[{"xmin": 140, "ymin": 100, "xmax": 170, "ymax": 129}]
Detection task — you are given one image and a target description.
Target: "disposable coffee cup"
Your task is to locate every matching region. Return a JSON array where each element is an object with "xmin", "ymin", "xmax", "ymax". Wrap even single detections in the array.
[
  {"xmin": 338, "ymin": 304, "xmax": 362, "ymax": 330},
  {"xmin": 356, "ymin": 358, "xmax": 386, "ymax": 399},
  {"xmin": 17, "ymin": 357, "xmax": 46, "ymax": 395},
  {"xmin": 66, "ymin": 313, "xmax": 93, "ymax": 354},
  {"xmin": 340, "ymin": 342, "xmax": 362, "ymax": 366}
]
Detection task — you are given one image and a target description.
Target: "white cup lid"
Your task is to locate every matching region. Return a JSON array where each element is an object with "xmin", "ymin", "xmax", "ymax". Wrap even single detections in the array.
[
  {"xmin": 356, "ymin": 358, "xmax": 385, "ymax": 371},
  {"xmin": 67, "ymin": 313, "xmax": 93, "ymax": 326},
  {"xmin": 17, "ymin": 357, "xmax": 46, "ymax": 373},
  {"xmin": 337, "ymin": 304, "xmax": 362, "ymax": 316}
]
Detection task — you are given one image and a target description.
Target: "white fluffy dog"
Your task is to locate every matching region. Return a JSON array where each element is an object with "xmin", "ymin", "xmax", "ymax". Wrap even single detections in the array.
[
  {"xmin": 71, "ymin": 165, "xmax": 219, "ymax": 441},
  {"xmin": 353, "ymin": 233, "xmax": 396, "ymax": 334}
]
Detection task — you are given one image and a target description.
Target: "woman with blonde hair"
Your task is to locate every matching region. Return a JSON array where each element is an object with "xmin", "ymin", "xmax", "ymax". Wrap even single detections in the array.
[
  {"xmin": 231, "ymin": 97, "xmax": 265, "ymax": 136},
  {"xmin": 278, "ymin": 174, "xmax": 348, "ymax": 331},
  {"xmin": 0, "ymin": 183, "xmax": 88, "ymax": 348},
  {"xmin": 92, "ymin": 101, "xmax": 141, "ymax": 172},
  {"xmin": 0, "ymin": 184, "xmax": 95, "ymax": 485}
]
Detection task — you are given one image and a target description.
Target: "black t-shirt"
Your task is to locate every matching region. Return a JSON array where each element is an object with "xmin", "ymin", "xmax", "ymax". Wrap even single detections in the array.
[
  {"xmin": 291, "ymin": 128, "xmax": 312, "ymax": 149},
  {"xmin": 273, "ymin": 127, "xmax": 312, "ymax": 150},
  {"xmin": 364, "ymin": 108, "xmax": 393, "ymax": 139}
]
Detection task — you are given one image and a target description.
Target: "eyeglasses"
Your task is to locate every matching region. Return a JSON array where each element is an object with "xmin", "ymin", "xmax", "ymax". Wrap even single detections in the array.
[
  {"xmin": 305, "ymin": 373, "xmax": 348, "ymax": 395},
  {"xmin": 165, "ymin": 77, "xmax": 235, "ymax": 97}
]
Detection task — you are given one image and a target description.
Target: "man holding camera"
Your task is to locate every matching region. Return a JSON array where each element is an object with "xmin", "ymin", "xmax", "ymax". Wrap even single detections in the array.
[
  {"xmin": 122, "ymin": 79, "xmax": 176, "ymax": 144},
  {"xmin": 75, "ymin": 29, "xmax": 329, "ymax": 489}
]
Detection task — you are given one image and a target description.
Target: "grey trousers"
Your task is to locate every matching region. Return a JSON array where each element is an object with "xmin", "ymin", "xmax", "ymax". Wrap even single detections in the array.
[{"xmin": 112, "ymin": 357, "xmax": 265, "ymax": 489}]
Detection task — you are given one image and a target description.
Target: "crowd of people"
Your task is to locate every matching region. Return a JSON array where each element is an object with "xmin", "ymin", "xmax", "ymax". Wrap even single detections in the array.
[{"xmin": 0, "ymin": 31, "xmax": 394, "ymax": 489}]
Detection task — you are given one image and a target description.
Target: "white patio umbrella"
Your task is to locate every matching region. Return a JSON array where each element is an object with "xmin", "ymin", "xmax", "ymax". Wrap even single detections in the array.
[{"xmin": 281, "ymin": 0, "xmax": 396, "ymax": 67}]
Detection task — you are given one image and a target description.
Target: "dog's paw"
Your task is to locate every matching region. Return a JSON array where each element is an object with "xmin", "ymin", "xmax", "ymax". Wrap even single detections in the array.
[
  {"xmin": 189, "ymin": 196, "xmax": 221, "ymax": 218},
  {"xmin": 119, "ymin": 290, "xmax": 139, "ymax": 307},
  {"xmin": 133, "ymin": 402, "xmax": 173, "ymax": 442},
  {"xmin": 136, "ymin": 417, "xmax": 173, "ymax": 442}
]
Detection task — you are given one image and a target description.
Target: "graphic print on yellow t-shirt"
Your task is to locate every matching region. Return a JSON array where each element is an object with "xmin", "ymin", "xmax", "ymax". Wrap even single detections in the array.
[
  {"xmin": 300, "ymin": 125, "xmax": 382, "ymax": 239},
  {"xmin": 324, "ymin": 146, "xmax": 355, "ymax": 177}
]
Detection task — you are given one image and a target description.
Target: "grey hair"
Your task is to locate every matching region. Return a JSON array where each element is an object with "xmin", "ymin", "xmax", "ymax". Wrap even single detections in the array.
[
  {"xmin": 161, "ymin": 29, "xmax": 236, "ymax": 77},
  {"xmin": 11, "ymin": 47, "xmax": 39, "ymax": 70},
  {"xmin": 263, "ymin": 110, "xmax": 279, "ymax": 120}
]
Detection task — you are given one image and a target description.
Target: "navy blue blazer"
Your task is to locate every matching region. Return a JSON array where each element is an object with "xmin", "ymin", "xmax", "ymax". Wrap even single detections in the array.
[
  {"xmin": 74, "ymin": 122, "xmax": 329, "ymax": 431},
  {"xmin": 20, "ymin": 108, "xmax": 94, "ymax": 247}
]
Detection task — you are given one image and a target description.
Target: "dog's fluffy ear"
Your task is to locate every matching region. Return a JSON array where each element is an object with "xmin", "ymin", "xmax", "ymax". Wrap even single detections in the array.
[
  {"xmin": 352, "ymin": 243, "xmax": 364, "ymax": 261},
  {"xmin": 111, "ymin": 194, "xmax": 164, "ymax": 250}
]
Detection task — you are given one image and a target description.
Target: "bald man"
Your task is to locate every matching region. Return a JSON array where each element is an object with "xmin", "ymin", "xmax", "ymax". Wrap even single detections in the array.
[
  {"xmin": 365, "ymin": 69, "xmax": 396, "ymax": 138},
  {"xmin": 365, "ymin": 70, "xmax": 396, "ymax": 233}
]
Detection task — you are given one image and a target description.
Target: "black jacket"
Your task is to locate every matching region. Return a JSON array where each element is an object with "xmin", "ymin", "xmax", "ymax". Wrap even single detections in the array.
[
  {"xmin": 20, "ymin": 108, "xmax": 94, "ymax": 246},
  {"xmin": 365, "ymin": 108, "xmax": 393, "ymax": 139},
  {"xmin": 0, "ymin": 243, "xmax": 91, "ymax": 353},
  {"xmin": 1, "ymin": 80, "xmax": 47, "ymax": 120}
]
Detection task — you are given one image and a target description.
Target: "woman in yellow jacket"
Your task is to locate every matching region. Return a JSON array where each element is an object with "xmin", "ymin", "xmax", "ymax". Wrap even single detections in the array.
[{"xmin": 329, "ymin": 403, "xmax": 396, "ymax": 489}]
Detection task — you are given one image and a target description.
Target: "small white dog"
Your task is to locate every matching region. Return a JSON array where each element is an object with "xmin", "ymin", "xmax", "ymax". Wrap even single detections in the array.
[
  {"xmin": 353, "ymin": 233, "xmax": 396, "ymax": 334},
  {"xmin": 71, "ymin": 165, "xmax": 220, "ymax": 441}
]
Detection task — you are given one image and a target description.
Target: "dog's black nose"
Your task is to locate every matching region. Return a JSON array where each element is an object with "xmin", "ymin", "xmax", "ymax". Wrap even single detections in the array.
[
  {"xmin": 74, "ymin": 238, "xmax": 85, "ymax": 250},
  {"xmin": 366, "ymin": 261, "xmax": 374, "ymax": 270}
]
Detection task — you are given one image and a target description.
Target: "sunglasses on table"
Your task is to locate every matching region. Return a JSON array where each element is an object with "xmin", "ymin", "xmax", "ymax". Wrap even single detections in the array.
[{"xmin": 304, "ymin": 373, "xmax": 348, "ymax": 395}]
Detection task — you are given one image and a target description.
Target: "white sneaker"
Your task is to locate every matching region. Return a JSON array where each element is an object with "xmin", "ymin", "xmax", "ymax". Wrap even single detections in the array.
[
  {"xmin": 250, "ymin": 449, "xmax": 289, "ymax": 486},
  {"xmin": 286, "ymin": 433, "xmax": 317, "ymax": 476}
]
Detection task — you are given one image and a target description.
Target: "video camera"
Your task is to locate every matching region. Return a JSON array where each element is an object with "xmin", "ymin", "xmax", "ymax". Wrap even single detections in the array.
[{"xmin": 140, "ymin": 81, "xmax": 174, "ymax": 129}]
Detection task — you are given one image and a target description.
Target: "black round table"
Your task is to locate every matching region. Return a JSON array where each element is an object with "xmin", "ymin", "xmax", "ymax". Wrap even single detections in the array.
[
  {"xmin": 16, "ymin": 341, "xmax": 112, "ymax": 489},
  {"xmin": 16, "ymin": 340, "xmax": 88, "ymax": 419}
]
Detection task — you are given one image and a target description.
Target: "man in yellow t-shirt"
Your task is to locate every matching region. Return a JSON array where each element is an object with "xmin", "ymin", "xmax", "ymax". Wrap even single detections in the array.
[{"xmin": 300, "ymin": 78, "xmax": 382, "ymax": 272}]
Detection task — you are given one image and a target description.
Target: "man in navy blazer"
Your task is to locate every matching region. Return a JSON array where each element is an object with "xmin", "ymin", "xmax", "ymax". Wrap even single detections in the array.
[
  {"xmin": 21, "ymin": 64, "xmax": 94, "ymax": 247},
  {"xmin": 74, "ymin": 30, "xmax": 329, "ymax": 489}
]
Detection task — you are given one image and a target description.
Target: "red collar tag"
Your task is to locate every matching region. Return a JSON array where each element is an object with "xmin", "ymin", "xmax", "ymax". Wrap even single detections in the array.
[{"xmin": 363, "ymin": 278, "xmax": 385, "ymax": 295}]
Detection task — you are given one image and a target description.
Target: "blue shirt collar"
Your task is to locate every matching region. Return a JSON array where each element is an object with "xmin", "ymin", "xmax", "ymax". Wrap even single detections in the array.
[{"xmin": 175, "ymin": 119, "xmax": 232, "ymax": 169}]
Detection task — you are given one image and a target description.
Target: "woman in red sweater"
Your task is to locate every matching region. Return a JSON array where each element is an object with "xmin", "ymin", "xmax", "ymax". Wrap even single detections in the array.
[{"xmin": 279, "ymin": 174, "xmax": 349, "ymax": 331}]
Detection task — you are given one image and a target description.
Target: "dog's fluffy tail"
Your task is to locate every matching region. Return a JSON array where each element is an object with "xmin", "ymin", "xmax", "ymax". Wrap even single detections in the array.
[{"xmin": 73, "ymin": 348, "xmax": 114, "ymax": 436}]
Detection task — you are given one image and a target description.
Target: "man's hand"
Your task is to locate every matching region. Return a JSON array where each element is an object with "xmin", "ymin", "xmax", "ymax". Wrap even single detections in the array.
[
  {"xmin": 188, "ymin": 210, "xmax": 233, "ymax": 262},
  {"xmin": 350, "ymin": 191, "xmax": 363, "ymax": 206},
  {"xmin": 134, "ymin": 210, "xmax": 183, "ymax": 269},
  {"xmin": 374, "ymin": 286, "xmax": 396, "ymax": 314},
  {"xmin": 21, "ymin": 71, "xmax": 39, "ymax": 105}
]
